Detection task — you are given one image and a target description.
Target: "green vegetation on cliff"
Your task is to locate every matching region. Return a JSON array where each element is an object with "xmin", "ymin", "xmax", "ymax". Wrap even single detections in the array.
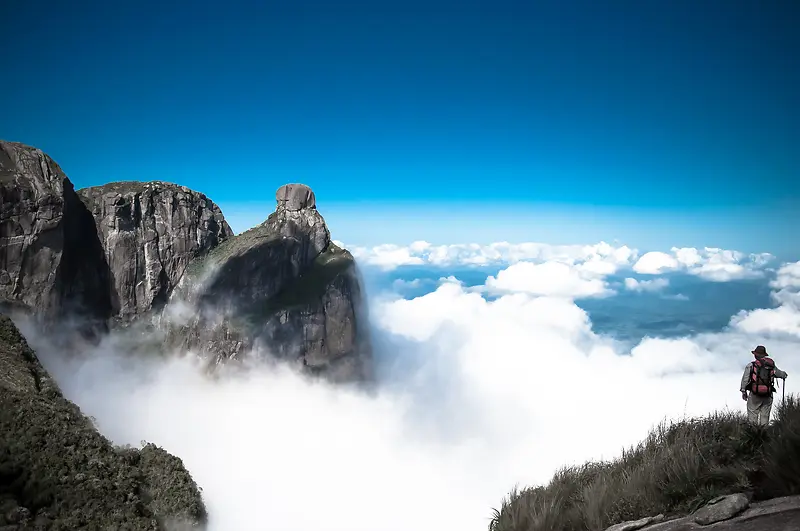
[
  {"xmin": 0, "ymin": 315, "xmax": 207, "ymax": 530},
  {"xmin": 489, "ymin": 396, "xmax": 800, "ymax": 531},
  {"xmin": 258, "ymin": 241, "xmax": 355, "ymax": 315}
]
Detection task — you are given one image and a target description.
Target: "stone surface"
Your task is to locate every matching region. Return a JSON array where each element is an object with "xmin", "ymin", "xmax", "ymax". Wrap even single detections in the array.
[
  {"xmin": 693, "ymin": 493, "xmax": 750, "ymax": 525},
  {"xmin": 606, "ymin": 514, "xmax": 665, "ymax": 531},
  {"xmin": 1, "ymin": 140, "xmax": 372, "ymax": 383},
  {"xmin": 0, "ymin": 313, "xmax": 206, "ymax": 529},
  {"xmin": 163, "ymin": 186, "xmax": 372, "ymax": 382},
  {"xmin": 0, "ymin": 141, "xmax": 111, "ymax": 328},
  {"xmin": 632, "ymin": 495, "xmax": 800, "ymax": 531},
  {"xmin": 78, "ymin": 181, "xmax": 233, "ymax": 319},
  {"xmin": 276, "ymin": 182, "xmax": 316, "ymax": 211}
]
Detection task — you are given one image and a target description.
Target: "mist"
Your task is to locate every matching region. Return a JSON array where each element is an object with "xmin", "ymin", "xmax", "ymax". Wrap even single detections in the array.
[{"xmin": 15, "ymin": 255, "xmax": 800, "ymax": 531}]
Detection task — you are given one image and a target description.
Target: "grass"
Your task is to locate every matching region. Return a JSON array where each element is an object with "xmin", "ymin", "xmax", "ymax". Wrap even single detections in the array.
[
  {"xmin": 0, "ymin": 314, "xmax": 207, "ymax": 529},
  {"xmin": 488, "ymin": 396, "xmax": 800, "ymax": 531}
]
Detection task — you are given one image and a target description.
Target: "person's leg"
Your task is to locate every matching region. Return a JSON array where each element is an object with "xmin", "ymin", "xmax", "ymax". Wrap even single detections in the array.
[
  {"xmin": 746, "ymin": 394, "xmax": 760, "ymax": 423},
  {"xmin": 760, "ymin": 396, "xmax": 774, "ymax": 426}
]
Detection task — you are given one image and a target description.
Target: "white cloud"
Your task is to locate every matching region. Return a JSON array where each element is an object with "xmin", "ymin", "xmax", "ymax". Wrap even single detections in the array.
[
  {"xmin": 350, "ymin": 241, "xmax": 773, "ymax": 286},
  {"xmin": 348, "ymin": 241, "xmax": 639, "ymax": 272},
  {"xmin": 15, "ymin": 253, "xmax": 798, "ymax": 531},
  {"xmin": 732, "ymin": 261, "xmax": 800, "ymax": 337},
  {"xmin": 633, "ymin": 247, "xmax": 773, "ymax": 281},
  {"xmin": 771, "ymin": 261, "xmax": 800, "ymax": 291},
  {"xmin": 624, "ymin": 277, "xmax": 670, "ymax": 293},
  {"xmin": 485, "ymin": 261, "xmax": 612, "ymax": 298},
  {"xmin": 633, "ymin": 251, "xmax": 679, "ymax": 274}
]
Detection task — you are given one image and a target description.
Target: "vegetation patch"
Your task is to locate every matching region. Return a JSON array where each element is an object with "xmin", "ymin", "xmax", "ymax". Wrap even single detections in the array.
[
  {"xmin": 489, "ymin": 396, "xmax": 800, "ymax": 531},
  {"xmin": 0, "ymin": 314, "xmax": 207, "ymax": 530}
]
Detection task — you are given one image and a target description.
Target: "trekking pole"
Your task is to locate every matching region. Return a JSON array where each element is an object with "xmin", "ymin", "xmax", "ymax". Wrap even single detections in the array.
[{"xmin": 783, "ymin": 377, "xmax": 786, "ymax": 407}]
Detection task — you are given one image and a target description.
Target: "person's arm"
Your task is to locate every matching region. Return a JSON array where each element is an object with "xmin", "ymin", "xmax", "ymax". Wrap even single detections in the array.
[
  {"xmin": 775, "ymin": 366, "xmax": 788, "ymax": 379},
  {"xmin": 741, "ymin": 363, "xmax": 752, "ymax": 399}
]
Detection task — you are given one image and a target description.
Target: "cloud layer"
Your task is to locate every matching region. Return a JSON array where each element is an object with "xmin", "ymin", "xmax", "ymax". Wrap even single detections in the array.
[
  {"xmin": 19, "ymin": 245, "xmax": 798, "ymax": 531},
  {"xmin": 346, "ymin": 240, "xmax": 774, "ymax": 285}
]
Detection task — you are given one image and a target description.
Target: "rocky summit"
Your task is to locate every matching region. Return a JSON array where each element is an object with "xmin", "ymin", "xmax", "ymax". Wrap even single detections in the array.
[
  {"xmin": 162, "ymin": 182, "xmax": 372, "ymax": 382},
  {"xmin": 0, "ymin": 139, "xmax": 372, "ymax": 383}
]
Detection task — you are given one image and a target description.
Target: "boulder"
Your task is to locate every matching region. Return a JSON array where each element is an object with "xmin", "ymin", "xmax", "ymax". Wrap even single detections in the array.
[
  {"xmin": 693, "ymin": 493, "xmax": 749, "ymax": 525},
  {"xmin": 276, "ymin": 182, "xmax": 316, "ymax": 211},
  {"xmin": 78, "ymin": 181, "xmax": 233, "ymax": 320}
]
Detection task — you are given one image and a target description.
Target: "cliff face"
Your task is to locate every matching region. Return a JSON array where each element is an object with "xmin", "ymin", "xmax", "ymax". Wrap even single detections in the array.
[
  {"xmin": 0, "ymin": 141, "xmax": 111, "ymax": 328},
  {"xmin": 78, "ymin": 181, "xmax": 233, "ymax": 320},
  {"xmin": 0, "ymin": 140, "xmax": 372, "ymax": 383},
  {"xmin": 164, "ymin": 183, "xmax": 372, "ymax": 382},
  {"xmin": 0, "ymin": 313, "xmax": 207, "ymax": 529}
]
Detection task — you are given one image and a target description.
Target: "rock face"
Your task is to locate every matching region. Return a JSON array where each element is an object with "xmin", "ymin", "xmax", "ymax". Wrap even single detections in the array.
[
  {"xmin": 0, "ymin": 313, "xmax": 206, "ymax": 529},
  {"xmin": 0, "ymin": 141, "xmax": 372, "ymax": 383},
  {"xmin": 164, "ymin": 183, "xmax": 372, "ymax": 382},
  {"xmin": 0, "ymin": 141, "xmax": 111, "ymax": 328},
  {"xmin": 78, "ymin": 181, "xmax": 233, "ymax": 320},
  {"xmin": 605, "ymin": 495, "xmax": 800, "ymax": 531}
]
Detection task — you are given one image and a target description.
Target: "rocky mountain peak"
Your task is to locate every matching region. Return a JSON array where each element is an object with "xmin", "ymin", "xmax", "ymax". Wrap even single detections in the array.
[{"xmin": 276, "ymin": 183, "xmax": 316, "ymax": 211}]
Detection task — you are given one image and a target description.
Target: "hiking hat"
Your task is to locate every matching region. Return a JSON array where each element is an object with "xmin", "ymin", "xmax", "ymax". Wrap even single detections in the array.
[{"xmin": 752, "ymin": 345, "xmax": 768, "ymax": 357}]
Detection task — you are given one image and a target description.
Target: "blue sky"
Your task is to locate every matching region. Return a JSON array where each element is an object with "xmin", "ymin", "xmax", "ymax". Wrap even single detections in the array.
[{"xmin": 2, "ymin": 0, "xmax": 798, "ymax": 257}]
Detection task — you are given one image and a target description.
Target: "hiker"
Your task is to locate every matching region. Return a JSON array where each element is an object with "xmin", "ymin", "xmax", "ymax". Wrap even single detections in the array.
[{"xmin": 740, "ymin": 345, "xmax": 788, "ymax": 426}]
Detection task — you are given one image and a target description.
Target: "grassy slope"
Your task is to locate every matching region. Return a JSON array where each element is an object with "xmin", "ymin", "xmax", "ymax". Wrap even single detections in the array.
[
  {"xmin": 489, "ymin": 395, "xmax": 800, "ymax": 531},
  {"xmin": 0, "ymin": 315, "xmax": 207, "ymax": 529}
]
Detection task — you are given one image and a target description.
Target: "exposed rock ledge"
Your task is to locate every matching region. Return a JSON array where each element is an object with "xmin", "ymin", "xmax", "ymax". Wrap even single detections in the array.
[{"xmin": 605, "ymin": 493, "xmax": 800, "ymax": 531}]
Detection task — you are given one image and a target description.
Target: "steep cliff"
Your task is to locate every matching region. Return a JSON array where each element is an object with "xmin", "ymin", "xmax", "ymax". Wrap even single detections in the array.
[
  {"xmin": 0, "ymin": 313, "xmax": 207, "ymax": 529},
  {"xmin": 164, "ymin": 183, "xmax": 372, "ymax": 383},
  {"xmin": 78, "ymin": 181, "xmax": 233, "ymax": 320},
  {"xmin": 0, "ymin": 140, "xmax": 372, "ymax": 383},
  {"xmin": 0, "ymin": 141, "xmax": 111, "ymax": 329}
]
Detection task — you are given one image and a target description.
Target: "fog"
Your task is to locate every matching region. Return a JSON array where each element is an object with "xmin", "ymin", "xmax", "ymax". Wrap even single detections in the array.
[{"xmin": 17, "ymin": 253, "xmax": 800, "ymax": 531}]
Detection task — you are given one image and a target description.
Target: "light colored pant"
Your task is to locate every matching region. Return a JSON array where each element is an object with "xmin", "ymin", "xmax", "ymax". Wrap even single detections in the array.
[{"xmin": 747, "ymin": 393, "xmax": 774, "ymax": 426}]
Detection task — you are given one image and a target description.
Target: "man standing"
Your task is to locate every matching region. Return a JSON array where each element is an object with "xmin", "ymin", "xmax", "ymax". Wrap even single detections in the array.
[{"xmin": 741, "ymin": 345, "xmax": 788, "ymax": 426}]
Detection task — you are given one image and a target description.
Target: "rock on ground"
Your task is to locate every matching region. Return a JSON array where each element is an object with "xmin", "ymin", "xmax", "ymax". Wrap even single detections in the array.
[
  {"xmin": 0, "ymin": 313, "xmax": 207, "ymax": 530},
  {"xmin": 612, "ymin": 495, "xmax": 800, "ymax": 531},
  {"xmin": 606, "ymin": 514, "xmax": 665, "ymax": 531},
  {"xmin": 692, "ymin": 493, "xmax": 749, "ymax": 525}
]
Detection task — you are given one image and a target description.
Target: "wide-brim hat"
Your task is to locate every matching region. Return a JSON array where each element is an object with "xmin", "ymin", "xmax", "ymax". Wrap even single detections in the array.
[{"xmin": 752, "ymin": 345, "xmax": 768, "ymax": 357}]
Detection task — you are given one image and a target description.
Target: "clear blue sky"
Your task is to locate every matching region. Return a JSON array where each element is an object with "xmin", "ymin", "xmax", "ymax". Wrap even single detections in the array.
[{"xmin": 2, "ymin": 1, "xmax": 798, "ymax": 257}]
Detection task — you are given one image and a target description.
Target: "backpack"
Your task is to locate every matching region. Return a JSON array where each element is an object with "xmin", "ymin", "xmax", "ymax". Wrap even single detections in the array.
[{"xmin": 749, "ymin": 357, "xmax": 776, "ymax": 396}]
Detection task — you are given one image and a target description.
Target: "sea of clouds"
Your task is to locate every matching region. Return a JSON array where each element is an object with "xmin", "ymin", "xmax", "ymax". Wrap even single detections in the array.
[{"xmin": 20, "ymin": 240, "xmax": 800, "ymax": 531}]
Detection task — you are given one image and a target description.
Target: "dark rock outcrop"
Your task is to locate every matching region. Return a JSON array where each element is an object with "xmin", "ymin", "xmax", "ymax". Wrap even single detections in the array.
[
  {"xmin": 0, "ymin": 313, "xmax": 207, "ymax": 529},
  {"xmin": 0, "ymin": 141, "xmax": 111, "ymax": 329},
  {"xmin": 605, "ymin": 495, "xmax": 800, "ymax": 531},
  {"xmin": 78, "ymin": 181, "xmax": 233, "ymax": 320},
  {"xmin": 163, "ymin": 183, "xmax": 372, "ymax": 382},
  {"xmin": 0, "ymin": 141, "xmax": 372, "ymax": 383}
]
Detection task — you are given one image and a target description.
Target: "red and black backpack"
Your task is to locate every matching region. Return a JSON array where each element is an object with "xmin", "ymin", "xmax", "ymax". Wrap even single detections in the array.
[{"xmin": 749, "ymin": 357, "xmax": 776, "ymax": 396}]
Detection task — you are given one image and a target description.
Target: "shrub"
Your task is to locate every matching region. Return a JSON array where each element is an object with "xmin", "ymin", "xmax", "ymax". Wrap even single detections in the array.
[{"xmin": 489, "ymin": 396, "xmax": 800, "ymax": 531}]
